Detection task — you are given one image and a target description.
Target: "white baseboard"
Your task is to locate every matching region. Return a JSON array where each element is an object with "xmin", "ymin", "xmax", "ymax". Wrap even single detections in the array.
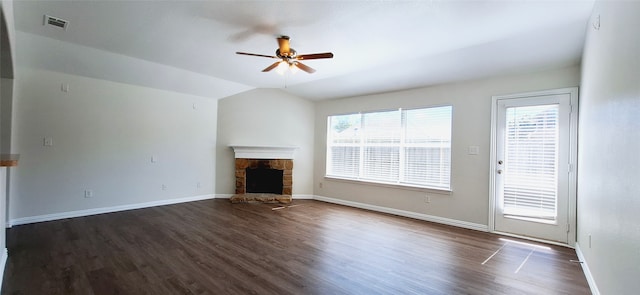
[
  {"xmin": 0, "ymin": 248, "xmax": 7, "ymax": 292},
  {"xmin": 575, "ymin": 242, "xmax": 600, "ymax": 295},
  {"xmin": 8, "ymin": 194, "xmax": 215, "ymax": 227},
  {"xmin": 7, "ymin": 193, "xmax": 486, "ymax": 233},
  {"xmin": 293, "ymin": 194, "xmax": 315, "ymax": 199},
  {"xmin": 215, "ymin": 193, "xmax": 486, "ymax": 232},
  {"xmin": 313, "ymin": 195, "xmax": 488, "ymax": 232}
]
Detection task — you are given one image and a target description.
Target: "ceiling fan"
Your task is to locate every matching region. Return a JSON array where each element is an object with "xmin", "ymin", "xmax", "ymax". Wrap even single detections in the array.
[{"xmin": 236, "ymin": 36, "xmax": 333, "ymax": 74}]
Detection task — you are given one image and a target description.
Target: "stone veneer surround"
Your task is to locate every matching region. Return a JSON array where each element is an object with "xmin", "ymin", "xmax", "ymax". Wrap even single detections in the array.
[{"xmin": 234, "ymin": 158, "xmax": 293, "ymax": 196}]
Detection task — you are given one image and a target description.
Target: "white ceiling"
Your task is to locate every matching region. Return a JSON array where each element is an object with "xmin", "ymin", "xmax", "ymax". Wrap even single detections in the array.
[{"xmin": 12, "ymin": 0, "xmax": 594, "ymax": 100}]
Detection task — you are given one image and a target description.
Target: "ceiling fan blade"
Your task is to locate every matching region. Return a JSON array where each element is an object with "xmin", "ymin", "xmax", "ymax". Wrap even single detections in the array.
[
  {"xmin": 297, "ymin": 52, "xmax": 334, "ymax": 60},
  {"xmin": 236, "ymin": 52, "xmax": 277, "ymax": 59},
  {"xmin": 294, "ymin": 62, "xmax": 316, "ymax": 74},
  {"xmin": 277, "ymin": 36, "xmax": 291, "ymax": 54},
  {"xmin": 262, "ymin": 61, "xmax": 282, "ymax": 72}
]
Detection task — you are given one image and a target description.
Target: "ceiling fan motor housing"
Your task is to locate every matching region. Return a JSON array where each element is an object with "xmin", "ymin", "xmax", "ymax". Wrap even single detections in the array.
[{"xmin": 276, "ymin": 48, "xmax": 297, "ymax": 59}]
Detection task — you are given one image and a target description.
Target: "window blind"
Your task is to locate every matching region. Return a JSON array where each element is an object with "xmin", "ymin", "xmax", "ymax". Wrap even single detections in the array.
[
  {"xmin": 503, "ymin": 104, "xmax": 558, "ymax": 219},
  {"xmin": 327, "ymin": 106, "xmax": 452, "ymax": 190},
  {"xmin": 362, "ymin": 110, "xmax": 401, "ymax": 181},
  {"xmin": 403, "ymin": 107, "xmax": 452, "ymax": 188},
  {"xmin": 327, "ymin": 113, "xmax": 361, "ymax": 178}
]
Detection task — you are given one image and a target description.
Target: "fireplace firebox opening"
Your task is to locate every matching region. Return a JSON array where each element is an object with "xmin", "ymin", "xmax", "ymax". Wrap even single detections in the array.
[{"xmin": 246, "ymin": 168, "xmax": 284, "ymax": 194}]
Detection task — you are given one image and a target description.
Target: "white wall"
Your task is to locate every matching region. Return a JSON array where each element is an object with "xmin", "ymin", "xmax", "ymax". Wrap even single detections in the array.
[
  {"xmin": 577, "ymin": 1, "xmax": 640, "ymax": 293},
  {"xmin": 0, "ymin": 166, "xmax": 5, "ymax": 249},
  {"xmin": 1, "ymin": 78, "xmax": 12, "ymax": 153},
  {"xmin": 16, "ymin": 32, "xmax": 253, "ymax": 102},
  {"xmin": 0, "ymin": 0, "xmax": 16, "ymax": 278},
  {"xmin": 1, "ymin": 0, "xmax": 16, "ymax": 79},
  {"xmin": 216, "ymin": 88, "xmax": 315, "ymax": 196},
  {"xmin": 314, "ymin": 66, "xmax": 580, "ymax": 226},
  {"xmin": 10, "ymin": 68, "xmax": 218, "ymax": 220}
]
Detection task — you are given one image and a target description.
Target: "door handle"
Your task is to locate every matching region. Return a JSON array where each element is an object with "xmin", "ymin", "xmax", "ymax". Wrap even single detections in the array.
[{"xmin": 497, "ymin": 169, "xmax": 503, "ymax": 174}]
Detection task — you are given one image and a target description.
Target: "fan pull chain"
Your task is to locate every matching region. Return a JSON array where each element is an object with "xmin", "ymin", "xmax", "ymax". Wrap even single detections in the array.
[{"xmin": 284, "ymin": 71, "xmax": 288, "ymax": 88}]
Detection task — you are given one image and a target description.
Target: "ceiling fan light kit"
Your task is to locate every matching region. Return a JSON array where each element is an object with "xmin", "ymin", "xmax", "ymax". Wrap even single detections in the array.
[{"xmin": 237, "ymin": 35, "xmax": 334, "ymax": 74}]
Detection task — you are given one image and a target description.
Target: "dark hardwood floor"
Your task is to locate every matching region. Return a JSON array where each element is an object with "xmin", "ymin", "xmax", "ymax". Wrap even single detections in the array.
[{"xmin": 2, "ymin": 199, "xmax": 590, "ymax": 294}]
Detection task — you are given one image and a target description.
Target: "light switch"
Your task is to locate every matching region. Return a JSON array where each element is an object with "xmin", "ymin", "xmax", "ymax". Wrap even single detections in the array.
[
  {"xmin": 43, "ymin": 137, "xmax": 53, "ymax": 146},
  {"xmin": 151, "ymin": 155, "xmax": 158, "ymax": 163},
  {"xmin": 61, "ymin": 83, "xmax": 69, "ymax": 92},
  {"xmin": 468, "ymin": 145, "xmax": 479, "ymax": 155}
]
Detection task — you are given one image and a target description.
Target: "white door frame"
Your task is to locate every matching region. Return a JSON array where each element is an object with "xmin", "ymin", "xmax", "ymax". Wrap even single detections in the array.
[{"xmin": 489, "ymin": 87, "xmax": 578, "ymax": 246}]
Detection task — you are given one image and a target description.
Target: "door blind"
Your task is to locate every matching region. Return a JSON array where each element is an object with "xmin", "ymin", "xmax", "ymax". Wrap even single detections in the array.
[{"xmin": 503, "ymin": 104, "xmax": 558, "ymax": 219}]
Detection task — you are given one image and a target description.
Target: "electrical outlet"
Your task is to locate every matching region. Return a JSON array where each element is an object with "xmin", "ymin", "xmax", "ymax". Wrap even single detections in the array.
[
  {"xmin": 467, "ymin": 145, "xmax": 480, "ymax": 155},
  {"xmin": 162, "ymin": 184, "xmax": 167, "ymax": 191},
  {"xmin": 319, "ymin": 182, "xmax": 323, "ymax": 188},
  {"xmin": 84, "ymin": 190, "xmax": 93, "ymax": 198},
  {"xmin": 425, "ymin": 195, "xmax": 431, "ymax": 203}
]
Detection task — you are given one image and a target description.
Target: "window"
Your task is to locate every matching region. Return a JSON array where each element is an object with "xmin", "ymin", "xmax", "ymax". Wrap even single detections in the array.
[{"xmin": 326, "ymin": 106, "xmax": 452, "ymax": 190}]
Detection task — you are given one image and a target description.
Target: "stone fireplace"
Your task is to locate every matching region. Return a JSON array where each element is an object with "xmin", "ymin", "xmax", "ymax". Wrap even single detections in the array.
[{"xmin": 229, "ymin": 146, "xmax": 297, "ymax": 204}]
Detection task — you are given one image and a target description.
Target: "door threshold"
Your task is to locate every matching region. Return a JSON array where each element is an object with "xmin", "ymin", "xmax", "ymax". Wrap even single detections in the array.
[{"xmin": 492, "ymin": 230, "xmax": 573, "ymax": 249}]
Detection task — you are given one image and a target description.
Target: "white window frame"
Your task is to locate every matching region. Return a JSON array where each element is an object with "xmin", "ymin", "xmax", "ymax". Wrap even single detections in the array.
[{"xmin": 325, "ymin": 106, "xmax": 453, "ymax": 191}]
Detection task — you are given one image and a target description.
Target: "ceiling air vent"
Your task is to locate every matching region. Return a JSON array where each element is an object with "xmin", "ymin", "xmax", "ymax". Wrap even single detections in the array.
[{"xmin": 43, "ymin": 15, "xmax": 69, "ymax": 30}]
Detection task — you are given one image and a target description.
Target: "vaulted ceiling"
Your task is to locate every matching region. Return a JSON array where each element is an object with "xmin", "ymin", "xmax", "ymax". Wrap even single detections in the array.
[{"xmin": 12, "ymin": 0, "xmax": 594, "ymax": 100}]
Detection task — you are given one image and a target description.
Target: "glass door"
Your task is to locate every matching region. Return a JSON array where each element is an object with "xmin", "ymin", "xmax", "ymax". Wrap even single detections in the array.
[{"xmin": 491, "ymin": 88, "xmax": 577, "ymax": 244}]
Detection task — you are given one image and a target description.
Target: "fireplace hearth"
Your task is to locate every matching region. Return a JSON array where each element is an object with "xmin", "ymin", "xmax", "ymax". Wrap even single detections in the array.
[{"xmin": 229, "ymin": 146, "xmax": 297, "ymax": 204}]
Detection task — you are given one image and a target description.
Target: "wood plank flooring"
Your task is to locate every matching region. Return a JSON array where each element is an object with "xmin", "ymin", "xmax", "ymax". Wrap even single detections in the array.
[{"xmin": 2, "ymin": 199, "xmax": 590, "ymax": 294}]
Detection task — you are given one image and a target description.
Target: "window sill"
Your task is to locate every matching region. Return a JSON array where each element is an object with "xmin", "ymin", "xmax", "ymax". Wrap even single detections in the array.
[{"xmin": 324, "ymin": 176, "xmax": 452, "ymax": 195}]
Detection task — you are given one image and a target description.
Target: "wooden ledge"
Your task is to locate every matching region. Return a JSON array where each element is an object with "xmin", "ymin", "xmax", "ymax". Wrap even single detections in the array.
[{"xmin": 0, "ymin": 154, "xmax": 19, "ymax": 167}]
